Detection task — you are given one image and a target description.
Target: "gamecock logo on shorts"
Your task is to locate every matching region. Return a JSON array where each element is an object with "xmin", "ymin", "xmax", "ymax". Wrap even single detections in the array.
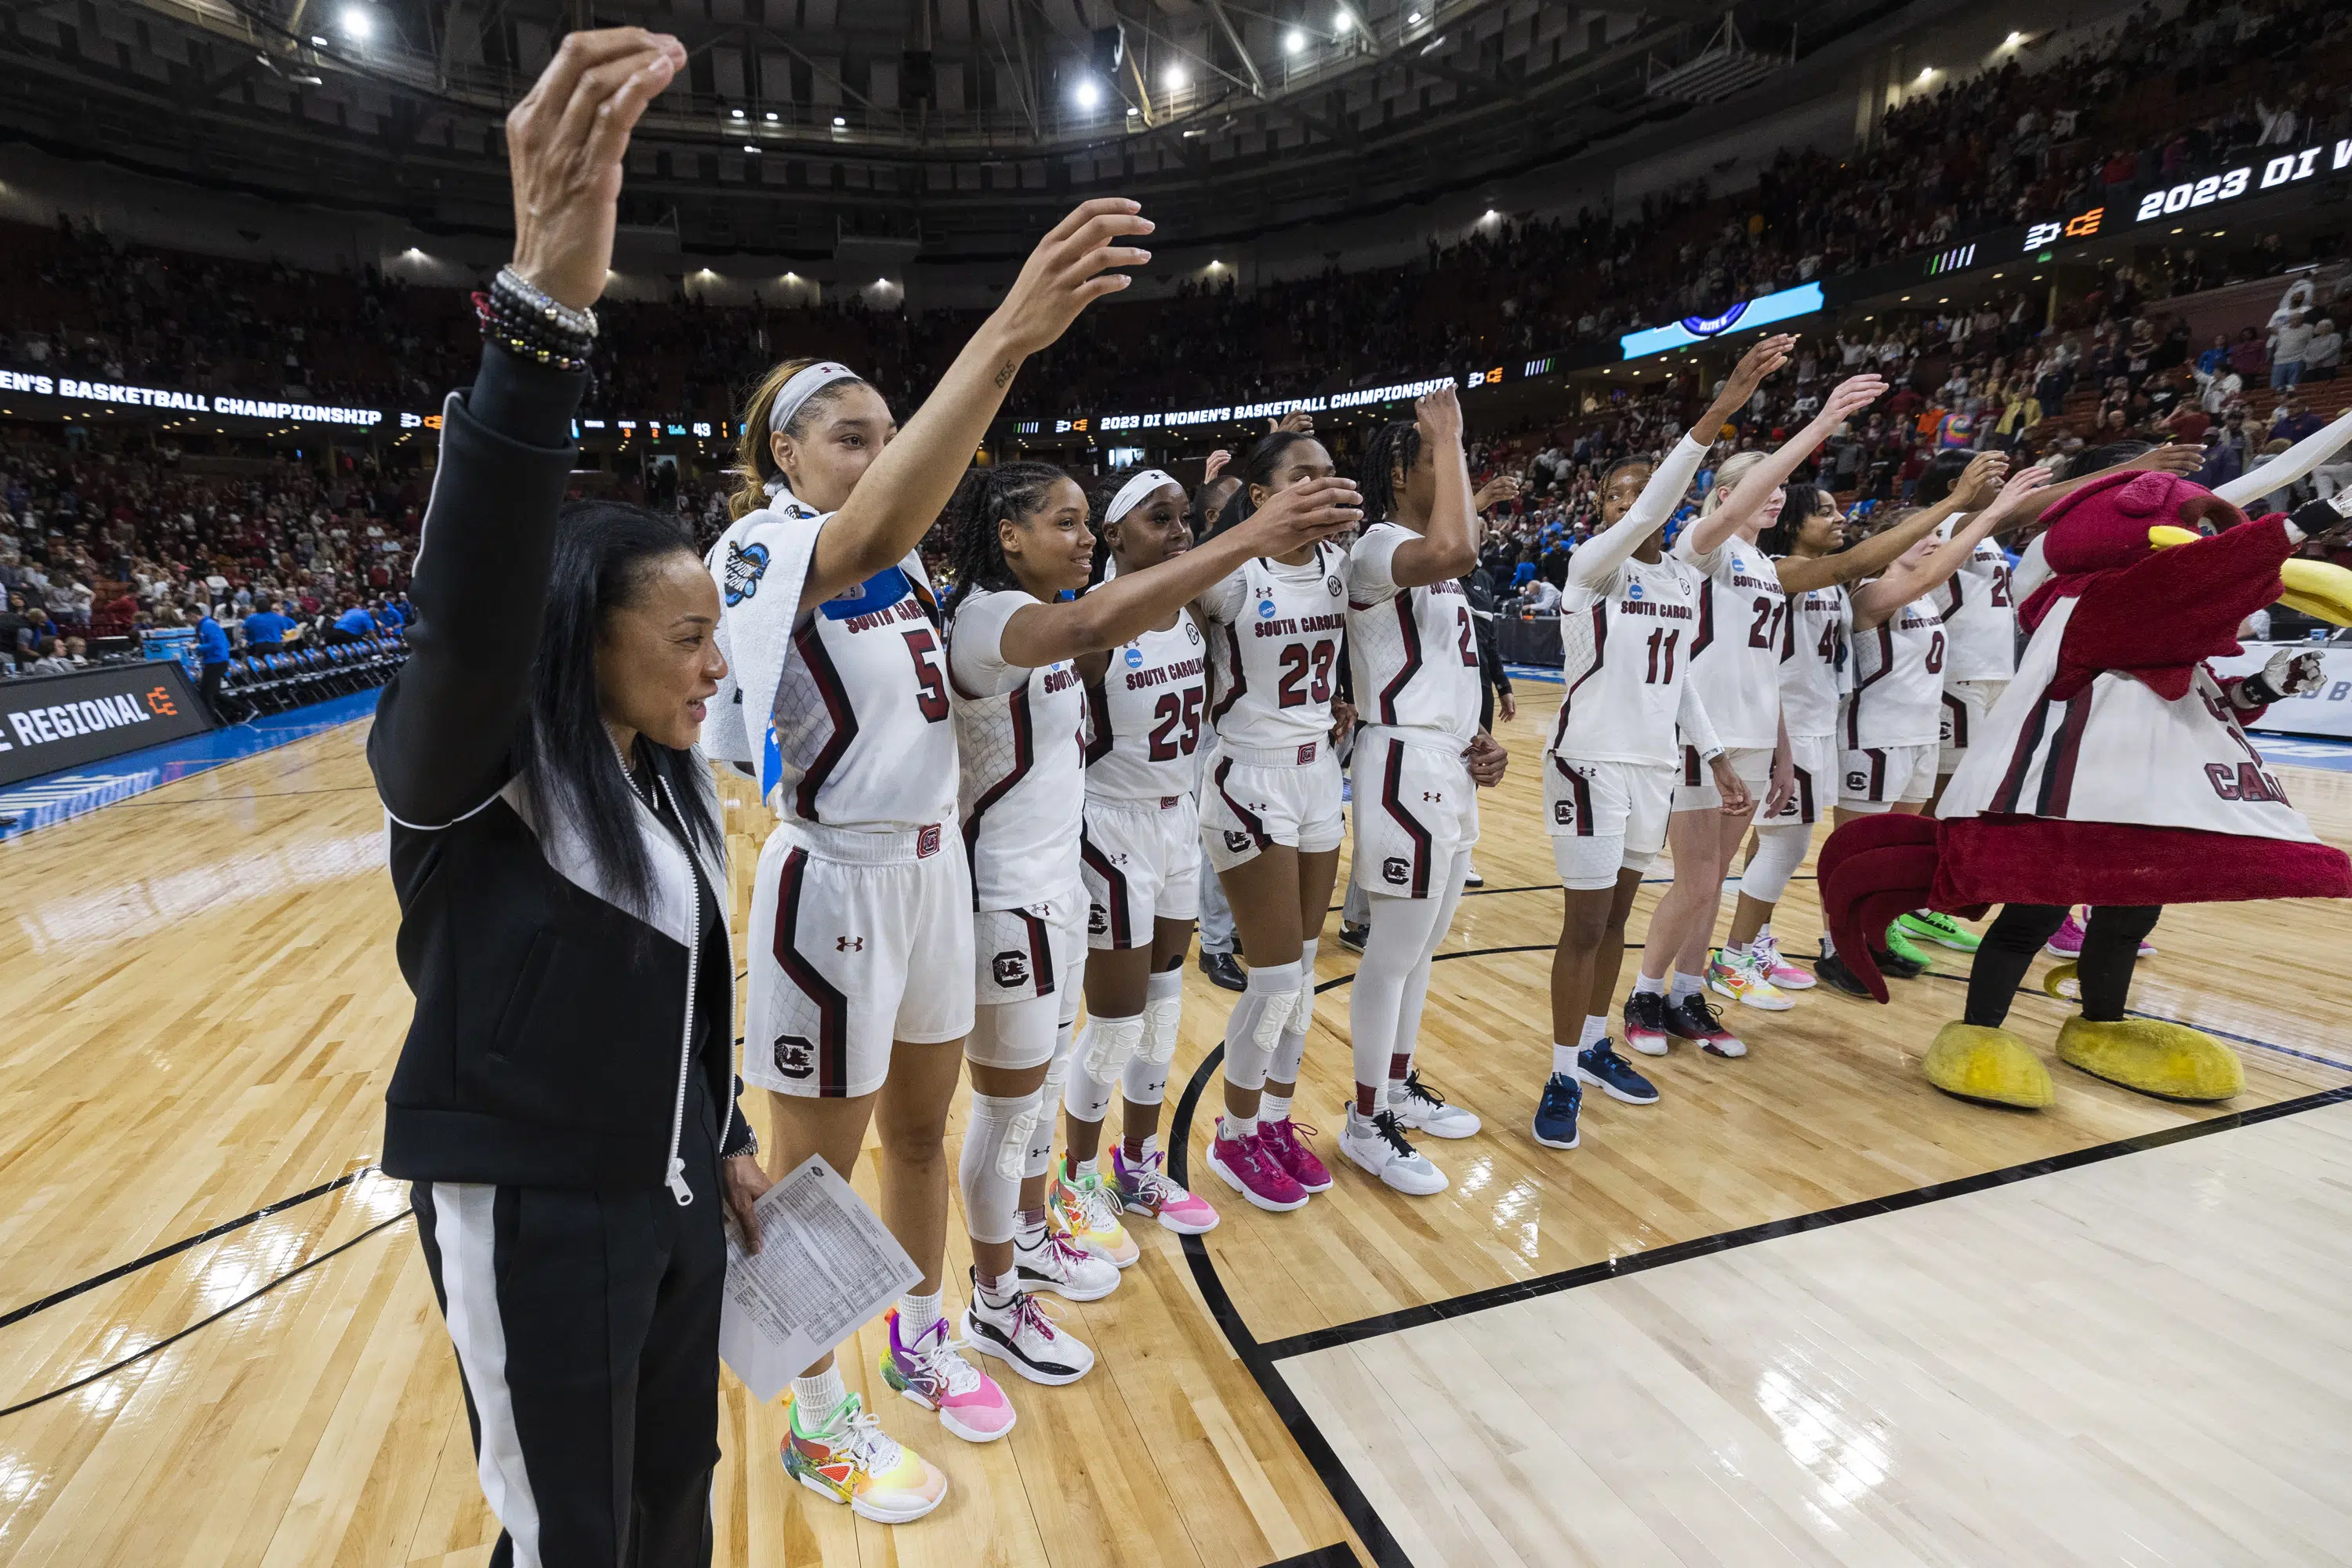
[
  {"xmin": 1382, "ymin": 855, "xmax": 1410, "ymax": 885},
  {"xmin": 1554, "ymin": 800, "xmax": 1576, "ymax": 826},
  {"xmin": 916, "ymin": 823, "xmax": 942, "ymax": 858},
  {"xmin": 1089, "ymin": 905, "xmax": 1109, "ymax": 935},
  {"xmin": 772, "ymin": 1033, "xmax": 815, "ymax": 1080},
  {"xmin": 1846, "ymin": 770, "xmax": 1869, "ymax": 794},
  {"xmin": 1223, "ymin": 830, "xmax": 1252, "ymax": 853},
  {"xmin": 993, "ymin": 949, "xmax": 1029, "ymax": 987}
]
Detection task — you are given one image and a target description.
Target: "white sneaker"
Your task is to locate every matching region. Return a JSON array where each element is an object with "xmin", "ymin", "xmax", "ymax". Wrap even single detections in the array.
[
  {"xmin": 1340, "ymin": 1109, "xmax": 1449, "ymax": 1196},
  {"xmin": 964, "ymin": 1275, "xmax": 1095, "ymax": 1386},
  {"xmin": 1387, "ymin": 1068, "xmax": 1482, "ymax": 1138},
  {"xmin": 1014, "ymin": 1221, "xmax": 1120, "ymax": 1302}
]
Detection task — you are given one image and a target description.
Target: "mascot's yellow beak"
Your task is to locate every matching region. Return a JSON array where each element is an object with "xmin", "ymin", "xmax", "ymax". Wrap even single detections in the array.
[{"xmin": 2149, "ymin": 524, "xmax": 2352, "ymax": 626}]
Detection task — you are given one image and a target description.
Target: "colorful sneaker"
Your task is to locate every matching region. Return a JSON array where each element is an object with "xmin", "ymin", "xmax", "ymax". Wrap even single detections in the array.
[
  {"xmin": 1387, "ymin": 1068, "xmax": 1481, "ymax": 1138},
  {"xmin": 1622, "ymin": 989, "xmax": 1672, "ymax": 1056},
  {"xmin": 1664, "ymin": 993, "xmax": 1746, "ymax": 1058},
  {"xmin": 782, "ymin": 1390, "xmax": 949, "ymax": 1523},
  {"xmin": 2044, "ymin": 909, "xmax": 2085, "ymax": 958},
  {"xmin": 1049, "ymin": 1157, "xmax": 1139, "ymax": 1269},
  {"xmin": 1898, "ymin": 910, "xmax": 1981, "ymax": 952},
  {"xmin": 1112, "ymin": 1143, "xmax": 1220, "ymax": 1234},
  {"xmin": 1882, "ymin": 925, "xmax": 1932, "ymax": 971},
  {"xmin": 1339, "ymin": 1108, "xmax": 1446, "ymax": 1195},
  {"xmin": 1573, "ymin": 1039, "xmax": 1660, "ymax": 1105},
  {"xmin": 1257, "ymin": 1117, "xmax": 1334, "ymax": 1193},
  {"xmin": 1751, "ymin": 928, "xmax": 1816, "ymax": 990},
  {"xmin": 878, "ymin": 1308, "xmax": 1015, "ymax": 1444},
  {"xmin": 1207, "ymin": 1123, "xmax": 1308, "ymax": 1211},
  {"xmin": 1014, "ymin": 1218, "xmax": 1121, "ymax": 1302},
  {"xmin": 2137, "ymin": 931, "xmax": 2158, "ymax": 958},
  {"xmin": 964, "ymin": 1269, "xmax": 1094, "ymax": 1386},
  {"xmin": 1531, "ymin": 1071, "xmax": 1583, "ymax": 1149},
  {"xmin": 1707, "ymin": 946, "xmax": 1794, "ymax": 1011}
]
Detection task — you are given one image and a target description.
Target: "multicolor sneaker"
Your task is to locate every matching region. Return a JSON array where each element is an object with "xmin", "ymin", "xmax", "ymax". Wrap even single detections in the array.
[
  {"xmin": 1014, "ymin": 1218, "xmax": 1121, "ymax": 1302},
  {"xmin": 1206, "ymin": 1123, "xmax": 1308, "ymax": 1211},
  {"xmin": 782, "ymin": 1390, "xmax": 949, "ymax": 1523},
  {"xmin": 1706, "ymin": 946, "xmax": 1794, "ymax": 1011},
  {"xmin": 964, "ymin": 1271, "xmax": 1095, "ymax": 1386},
  {"xmin": 1898, "ymin": 910, "xmax": 1982, "ymax": 952},
  {"xmin": 1112, "ymin": 1143, "xmax": 1220, "ymax": 1234},
  {"xmin": 1049, "ymin": 1157, "xmax": 1138, "ymax": 1269},
  {"xmin": 877, "ymin": 1308, "xmax": 1015, "ymax": 1443},
  {"xmin": 2044, "ymin": 909, "xmax": 2085, "ymax": 958},
  {"xmin": 1256, "ymin": 1117, "xmax": 1333, "ymax": 1192},
  {"xmin": 1883, "ymin": 925, "xmax": 1932, "ymax": 971},
  {"xmin": 1664, "ymin": 993, "xmax": 1746, "ymax": 1058},
  {"xmin": 1387, "ymin": 1069, "xmax": 1481, "ymax": 1138},
  {"xmin": 1532, "ymin": 1071, "xmax": 1583, "ymax": 1149},
  {"xmin": 1751, "ymin": 929, "xmax": 1815, "ymax": 990},
  {"xmin": 1622, "ymin": 989, "xmax": 1672, "ymax": 1056}
]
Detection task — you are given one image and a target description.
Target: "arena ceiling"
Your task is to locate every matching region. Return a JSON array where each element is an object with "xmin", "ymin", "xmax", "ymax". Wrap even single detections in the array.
[{"xmin": 2, "ymin": 0, "xmax": 1889, "ymax": 261}]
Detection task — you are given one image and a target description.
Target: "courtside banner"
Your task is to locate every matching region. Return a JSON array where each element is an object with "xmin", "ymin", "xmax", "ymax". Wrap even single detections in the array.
[{"xmin": 0, "ymin": 662, "xmax": 214, "ymax": 786}]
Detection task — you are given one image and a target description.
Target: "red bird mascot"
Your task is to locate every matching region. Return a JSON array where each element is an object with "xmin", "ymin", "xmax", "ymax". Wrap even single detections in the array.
[{"xmin": 1820, "ymin": 470, "xmax": 2352, "ymax": 1108}]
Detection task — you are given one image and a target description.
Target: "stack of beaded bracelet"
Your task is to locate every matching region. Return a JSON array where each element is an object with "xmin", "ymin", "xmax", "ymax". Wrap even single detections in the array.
[{"xmin": 474, "ymin": 265, "xmax": 597, "ymax": 372}]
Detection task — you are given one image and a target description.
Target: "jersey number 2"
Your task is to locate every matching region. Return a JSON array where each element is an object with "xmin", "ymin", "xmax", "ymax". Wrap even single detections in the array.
[
  {"xmin": 902, "ymin": 630, "xmax": 949, "ymax": 722},
  {"xmin": 1276, "ymin": 638, "xmax": 1338, "ymax": 707},
  {"xmin": 1148, "ymin": 688, "xmax": 1205, "ymax": 760},
  {"xmin": 1457, "ymin": 605, "xmax": 1479, "ymax": 667}
]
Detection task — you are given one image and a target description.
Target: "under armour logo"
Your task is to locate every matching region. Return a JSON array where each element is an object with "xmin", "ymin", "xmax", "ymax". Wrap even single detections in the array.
[
  {"xmin": 837, "ymin": 935, "xmax": 865, "ymax": 953},
  {"xmin": 1421, "ymin": 790, "xmax": 1443, "ymax": 802}
]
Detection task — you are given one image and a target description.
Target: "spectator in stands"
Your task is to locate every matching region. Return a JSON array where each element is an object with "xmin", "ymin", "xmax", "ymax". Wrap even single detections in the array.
[
  {"xmin": 2273, "ymin": 397, "xmax": 2324, "ymax": 445},
  {"xmin": 328, "ymin": 597, "xmax": 377, "ymax": 644},
  {"xmin": 194, "ymin": 603, "xmax": 234, "ymax": 721},
  {"xmin": 25, "ymin": 636, "xmax": 72, "ymax": 675},
  {"xmin": 243, "ymin": 594, "xmax": 295, "ymax": 650},
  {"xmin": 2270, "ymin": 309, "xmax": 2314, "ymax": 389},
  {"xmin": 2307, "ymin": 318, "xmax": 2342, "ymax": 382},
  {"xmin": 0, "ymin": 590, "xmax": 30, "ymax": 671}
]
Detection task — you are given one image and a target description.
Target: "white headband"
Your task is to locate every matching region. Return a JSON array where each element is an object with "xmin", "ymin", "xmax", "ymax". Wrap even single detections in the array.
[
  {"xmin": 767, "ymin": 361, "xmax": 860, "ymax": 436},
  {"xmin": 1105, "ymin": 469, "xmax": 1180, "ymax": 526}
]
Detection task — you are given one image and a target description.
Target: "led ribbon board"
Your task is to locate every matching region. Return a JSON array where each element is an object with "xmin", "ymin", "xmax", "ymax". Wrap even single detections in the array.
[{"xmin": 1617, "ymin": 282, "xmax": 1824, "ymax": 361}]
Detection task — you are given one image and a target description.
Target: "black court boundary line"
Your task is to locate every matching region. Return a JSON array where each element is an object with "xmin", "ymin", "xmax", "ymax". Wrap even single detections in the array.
[{"xmin": 0, "ymin": 1168, "xmax": 374, "ymax": 1330}]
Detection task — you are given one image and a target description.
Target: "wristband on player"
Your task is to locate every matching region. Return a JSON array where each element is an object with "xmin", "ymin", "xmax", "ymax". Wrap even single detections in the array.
[{"xmin": 2286, "ymin": 492, "xmax": 2352, "ymax": 546}]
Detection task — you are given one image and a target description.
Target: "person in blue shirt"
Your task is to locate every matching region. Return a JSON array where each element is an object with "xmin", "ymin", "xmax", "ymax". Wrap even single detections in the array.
[
  {"xmin": 331, "ymin": 601, "xmax": 379, "ymax": 643},
  {"xmin": 371, "ymin": 600, "xmax": 403, "ymax": 633},
  {"xmin": 196, "ymin": 606, "xmax": 237, "ymax": 723},
  {"xmin": 243, "ymin": 597, "xmax": 296, "ymax": 650}
]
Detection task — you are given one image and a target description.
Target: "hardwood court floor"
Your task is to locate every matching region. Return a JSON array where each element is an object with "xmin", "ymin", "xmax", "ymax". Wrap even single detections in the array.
[{"xmin": 0, "ymin": 683, "xmax": 2346, "ymax": 1566}]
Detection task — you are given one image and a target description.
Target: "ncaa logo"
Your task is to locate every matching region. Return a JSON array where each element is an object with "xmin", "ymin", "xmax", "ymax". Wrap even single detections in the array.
[
  {"xmin": 1257, "ymin": 598, "xmax": 1278, "ymax": 619},
  {"xmin": 1381, "ymin": 855, "xmax": 1411, "ymax": 886},
  {"xmin": 992, "ymin": 950, "xmax": 1029, "ymax": 988},
  {"xmin": 1223, "ymin": 829, "xmax": 1253, "ymax": 853},
  {"xmin": 1125, "ymin": 645, "xmax": 1145, "ymax": 668},
  {"xmin": 772, "ymin": 1033, "xmax": 815, "ymax": 1080},
  {"xmin": 1626, "ymin": 582, "xmax": 1644, "ymax": 600}
]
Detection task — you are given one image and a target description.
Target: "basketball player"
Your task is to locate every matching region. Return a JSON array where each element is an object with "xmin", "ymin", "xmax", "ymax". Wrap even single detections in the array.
[
  {"xmin": 1339, "ymin": 389, "xmax": 1508, "ymax": 1196},
  {"xmin": 1061, "ymin": 469, "xmax": 1223, "ymax": 1241},
  {"xmin": 1534, "ymin": 344, "xmax": 1782, "ymax": 1151},
  {"xmin": 1628, "ymin": 372, "xmax": 1884, "ymax": 1055},
  {"xmin": 1711, "ymin": 454, "xmax": 2009, "ymax": 1007},
  {"xmin": 1813, "ymin": 467, "xmax": 2056, "ymax": 996},
  {"xmin": 1196, "ymin": 430, "xmax": 1363, "ymax": 1212},
  {"xmin": 938, "ymin": 463, "xmax": 1356, "ymax": 1349},
  {"xmin": 710, "ymin": 199, "xmax": 1149, "ymax": 1521}
]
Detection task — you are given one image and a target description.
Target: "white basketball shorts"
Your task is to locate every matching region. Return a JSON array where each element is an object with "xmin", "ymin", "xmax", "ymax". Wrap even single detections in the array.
[
  {"xmin": 1351, "ymin": 727, "xmax": 1479, "ymax": 901},
  {"xmin": 1761, "ymin": 733, "xmax": 1839, "ymax": 826},
  {"xmin": 1673, "ymin": 742, "xmax": 1774, "ymax": 815},
  {"xmin": 1200, "ymin": 741, "xmax": 1345, "ymax": 872},
  {"xmin": 1545, "ymin": 753, "xmax": 1675, "ymax": 891},
  {"xmin": 1081, "ymin": 793, "xmax": 1202, "ymax": 950},
  {"xmin": 1940, "ymin": 678, "xmax": 2007, "ymax": 773},
  {"xmin": 1839, "ymin": 742, "xmax": 1938, "ymax": 811}
]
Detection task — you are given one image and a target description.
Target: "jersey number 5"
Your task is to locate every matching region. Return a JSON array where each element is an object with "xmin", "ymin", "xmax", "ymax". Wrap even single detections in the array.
[
  {"xmin": 1276, "ymin": 638, "xmax": 1338, "ymax": 707},
  {"xmin": 902, "ymin": 629, "xmax": 949, "ymax": 722}
]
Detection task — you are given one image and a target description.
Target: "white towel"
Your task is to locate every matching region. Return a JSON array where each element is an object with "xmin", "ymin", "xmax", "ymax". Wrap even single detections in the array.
[{"xmin": 704, "ymin": 485, "xmax": 828, "ymax": 797}]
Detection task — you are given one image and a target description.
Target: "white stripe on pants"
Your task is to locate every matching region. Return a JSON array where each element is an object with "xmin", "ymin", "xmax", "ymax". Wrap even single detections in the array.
[{"xmin": 434, "ymin": 1181, "xmax": 544, "ymax": 1568}]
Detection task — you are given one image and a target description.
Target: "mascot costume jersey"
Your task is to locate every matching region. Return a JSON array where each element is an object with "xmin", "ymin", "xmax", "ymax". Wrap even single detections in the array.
[{"xmin": 1821, "ymin": 463, "xmax": 2352, "ymax": 1109}]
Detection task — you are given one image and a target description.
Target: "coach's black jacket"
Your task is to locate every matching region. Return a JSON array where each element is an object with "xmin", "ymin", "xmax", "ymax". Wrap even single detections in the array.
[{"xmin": 369, "ymin": 345, "xmax": 751, "ymax": 1192}]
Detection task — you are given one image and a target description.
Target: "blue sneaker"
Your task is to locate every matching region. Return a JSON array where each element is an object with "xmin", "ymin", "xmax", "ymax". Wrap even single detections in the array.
[
  {"xmin": 1532, "ymin": 1072, "xmax": 1583, "ymax": 1149},
  {"xmin": 1573, "ymin": 1040, "xmax": 1660, "ymax": 1105}
]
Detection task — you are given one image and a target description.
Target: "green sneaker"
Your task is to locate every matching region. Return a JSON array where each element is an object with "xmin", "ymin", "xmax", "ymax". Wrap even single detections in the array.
[
  {"xmin": 1897, "ymin": 910, "xmax": 1982, "ymax": 953},
  {"xmin": 1882, "ymin": 925, "xmax": 1932, "ymax": 969}
]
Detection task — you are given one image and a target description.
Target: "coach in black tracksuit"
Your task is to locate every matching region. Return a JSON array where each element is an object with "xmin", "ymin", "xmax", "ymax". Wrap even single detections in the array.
[{"xmin": 368, "ymin": 28, "xmax": 766, "ymax": 1568}]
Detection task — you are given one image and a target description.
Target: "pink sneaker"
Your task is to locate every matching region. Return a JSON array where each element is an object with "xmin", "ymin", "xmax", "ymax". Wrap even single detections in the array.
[
  {"xmin": 1112, "ymin": 1144, "xmax": 1220, "ymax": 1235},
  {"xmin": 1206, "ymin": 1123, "xmax": 1308, "ymax": 1212},
  {"xmin": 877, "ymin": 1307, "xmax": 1015, "ymax": 1444},
  {"xmin": 1256, "ymin": 1118, "xmax": 1333, "ymax": 1193},
  {"xmin": 2044, "ymin": 910, "xmax": 2085, "ymax": 959},
  {"xmin": 1751, "ymin": 930, "xmax": 1816, "ymax": 990}
]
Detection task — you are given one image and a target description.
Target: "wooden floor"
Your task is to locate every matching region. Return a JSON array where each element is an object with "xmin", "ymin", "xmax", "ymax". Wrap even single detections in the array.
[{"xmin": 1, "ymin": 684, "xmax": 2347, "ymax": 1566}]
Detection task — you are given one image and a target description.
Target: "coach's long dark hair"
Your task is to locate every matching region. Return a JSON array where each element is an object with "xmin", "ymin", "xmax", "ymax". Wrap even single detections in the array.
[
  {"xmin": 939, "ymin": 460, "xmax": 1072, "ymax": 622},
  {"xmin": 514, "ymin": 500, "xmax": 720, "ymax": 921}
]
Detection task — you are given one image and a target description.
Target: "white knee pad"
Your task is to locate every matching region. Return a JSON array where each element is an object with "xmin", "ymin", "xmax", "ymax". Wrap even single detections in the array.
[
  {"xmin": 1736, "ymin": 822, "xmax": 1813, "ymax": 908},
  {"xmin": 1143, "ymin": 993, "xmax": 1182, "ymax": 1065},
  {"xmin": 1065, "ymin": 1013, "xmax": 1144, "ymax": 1124},
  {"xmin": 1025, "ymin": 1027, "xmax": 1076, "ymax": 1179},
  {"xmin": 1269, "ymin": 940, "xmax": 1316, "ymax": 1084},
  {"xmin": 960, "ymin": 1089, "xmax": 1039, "ymax": 1247},
  {"xmin": 1221, "ymin": 959, "xmax": 1301, "ymax": 1093}
]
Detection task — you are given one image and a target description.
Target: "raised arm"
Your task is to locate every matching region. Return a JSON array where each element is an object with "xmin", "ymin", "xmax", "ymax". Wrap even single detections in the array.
[
  {"xmin": 1387, "ymin": 389, "xmax": 1479, "ymax": 590},
  {"xmin": 1775, "ymin": 452, "xmax": 2005, "ymax": 594},
  {"xmin": 1684, "ymin": 373, "xmax": 1886, "ymax": 557},
  {"xmin": 2214, "ymin": 406, "xmax": 2352, "ymax": 510},
  {"xmin": 800, "ymin": 198, "xmax": 1154, "ymax": 609},
  {"xmin": 369, "ymin": 28, "xmax": 679, "ymax": 827},
  {"xmin": 1853, "ymin": 467, "xmax": 2053, "ymax": 624}
]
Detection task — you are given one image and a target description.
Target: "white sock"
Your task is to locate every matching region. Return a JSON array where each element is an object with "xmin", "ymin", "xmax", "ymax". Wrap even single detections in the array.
[
  {"xmin": 1669, "ymin": 972, "xmax": 1701, "ymax": 1002},
  {"xmin": 1260, "ymin": 1091, "xmax": 1292, "ymax": 1125},
  {"xmin": 793, "ymin": 1366, "xmax": 847, "ymax": 1425},
  {"xmin": 1579, "ymin": 1014, "xmax": 1608, "ymax": 1050},
  {"xmin": 1725, "ymin": 936, "xmax": 1754, "ymax": 957},
  {"xmin": 1138, "ymin": 1133, "xmax": 1160, "ymax": 1160},
  {"xmin": 1634, "ymin": 972, "xmax": 1666, "ymax": 996},
  {"xmin": 1075, "ymin": 1156, "xmax": 1098, "ymax": 1180},
  {"xmin": 1552, "ymin": 1042, "xmax": 1576, "ymax": 1076},
  {"xmin": 1218, "ymin": 1111, "xmax": 1257, "ymax": 1141},
  {"xmin": 898, "ymin": 1290, "xmax": 942, "ymax": 1337},
  {"xmin": 975, "ymin": 1268, "xmax": 1019, "ymax": 1305},
  {"xmin": 1014, "ymin": 1204, "xmax": 1050, "ymax": 1244}
]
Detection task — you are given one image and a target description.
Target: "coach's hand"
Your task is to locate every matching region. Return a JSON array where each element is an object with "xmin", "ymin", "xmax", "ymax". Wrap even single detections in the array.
[
  {"xmin": 722, "ymin": 1152, "xmax": 772, "ymax": 1254},
  {"xmin": 1465, "ymin": 731, "xmax": 1508, "ymax": 787},
  {"xmin": 993, "ymin": 198, "xmax": 1154, "ymax": 355},
  {"xmin": 505, "ymin": 28, "xmax": 684, "ymax": 310}
]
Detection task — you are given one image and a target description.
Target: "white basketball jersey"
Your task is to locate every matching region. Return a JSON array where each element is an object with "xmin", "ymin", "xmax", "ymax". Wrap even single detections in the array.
[
  {"xmin": 1846, "ymin": 595, "xmax": 1947, "ymax": 748},
  {"xmin": 1782, "ymin": 580, "xmax": 1850, "ymax": 738},
  {"xmin": 1201, "ymin": 541, "xmax": 1349, "ymax": 753},
  {"xmin": 709, "ymin": 502, "xmax": 958, "ymax": 833},
  {"xmin": 1938, "ymin": 595, "xmax": 2323, "ymax": 844},
  {"xmin": 1675, "ymin": 530, "xmax": 1788, "ymax": 749},
  {"xmin": 1346, "ymin": 522, "xmax": 1479, "ymax": 743},
  {"xmin": 1933, "ymin": 524, "xmax": 2018, "ymax": 681},
  {"xmin": 948, "ymin": 587, "xmax": 1087, "ymax": 909},
  {"xmin": 1550, "ymin": 554, "xmax": 1704, "ymax": 768},
  {"xmin": 1084, "ymin": 608, "xmax": 1209, "ymax": 801}
]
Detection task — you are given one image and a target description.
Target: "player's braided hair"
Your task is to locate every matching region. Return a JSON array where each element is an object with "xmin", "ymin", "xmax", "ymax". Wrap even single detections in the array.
[
  {"xmin": 1357, "ymin": 419, "xmax": 1421, "ymax": 524},
  {"xmin": 1759, "ymin": 485, "xmax": 1831, "ymax": 557},
  {"xmin": 940, "ymin": 460, "xmax": 1071, "ymax": 622}
]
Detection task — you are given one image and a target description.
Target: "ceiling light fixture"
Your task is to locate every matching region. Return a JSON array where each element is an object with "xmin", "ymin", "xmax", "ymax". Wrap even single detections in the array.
[
  {"xmin": 1284, "ymin": 30, "xmax": 1306, "ymax": 54},
  {"xmin": 832, "ymin": 114, "xmax": 847, "ymax": 127},
  {"xmin": 342, "ymin": 5, "xmax": 372, "ymax": 41},
  {"xmin": 1075, "ymin": 78, "xmax": 1101, "ymax": 110},
  {"xmin": 1162, "ymin": 64, "xmax": 1186, "ymax": 89}
]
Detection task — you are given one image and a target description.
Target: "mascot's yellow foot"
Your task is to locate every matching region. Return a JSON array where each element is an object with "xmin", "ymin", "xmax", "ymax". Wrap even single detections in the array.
[
  {"xmin": 1922, "ymin": 1022, "xmax": 2055, "ymax": 1109},
  {"xmin": 2055, "ymin": 1017, "xmax": 2244, "ymax": 1102}
]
